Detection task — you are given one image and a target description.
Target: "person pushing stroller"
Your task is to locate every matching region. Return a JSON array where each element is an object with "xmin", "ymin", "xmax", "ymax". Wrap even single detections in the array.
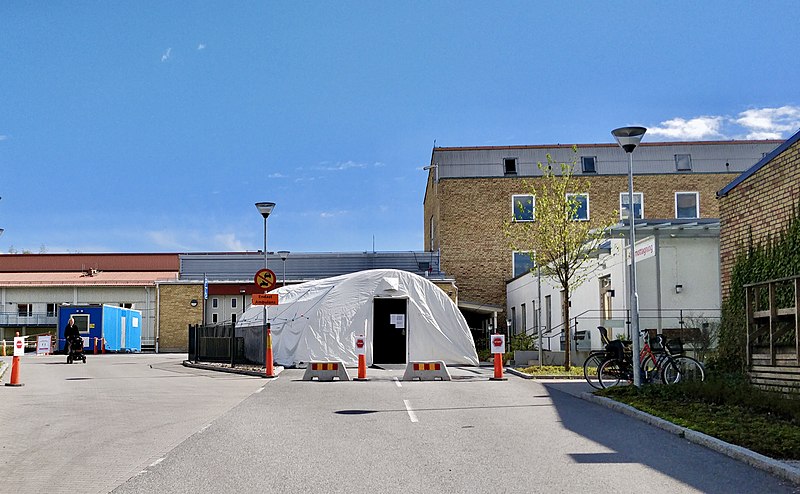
[{"xmin": 63, "ymin": 317, "xmax": 86, "ymax": 363}]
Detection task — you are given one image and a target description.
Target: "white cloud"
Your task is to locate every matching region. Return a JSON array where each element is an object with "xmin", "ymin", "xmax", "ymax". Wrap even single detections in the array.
[
  {"xmin": 268, "ymin": 172, "xmax": 287, "ymax": 178},
  {"xmin": 647, "ymin": 106, "xmax": 800, "ymax": 142},
  {"xmin": 320, "ymin": 210, "xmax": 348, "ymax": 218},
  {"xmin": 647, "ymin": 116, "xmax": 725, "ymax": 140},
  {"xmin": 314, "ymin": 161, "xmax": 385, "ymax": 171},
  {"xmin": 212, "ymin": 233, "xmax": 244, "ymax": 251},
  {"xmin": 197, "ymin": 43, "xmax": 206, "ymax": 50},
  {"xmin": 161, "ymin": 47, "xmax": 172, "ymax": 62},
  {"xmin": 0, "ymin": 135, "xmax": 7, "ymax": 141},
  {"xmin": 734, "ymin": 106, "xmax": 800, "ymax": 139},
  {"xmin": 146, "ymin": 230, "xmax": 187, "ymax": 250}
]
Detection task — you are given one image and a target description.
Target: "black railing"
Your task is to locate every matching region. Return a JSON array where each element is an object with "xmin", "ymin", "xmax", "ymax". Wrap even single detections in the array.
[{"xmin": 188, "ymin": 323, "xmax": 249, "ymax": 365}]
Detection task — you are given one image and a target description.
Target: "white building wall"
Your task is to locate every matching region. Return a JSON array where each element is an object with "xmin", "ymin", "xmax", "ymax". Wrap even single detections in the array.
[{"xmin": 506, "ymin": 233, "xmax": 721, "ymax": 354}]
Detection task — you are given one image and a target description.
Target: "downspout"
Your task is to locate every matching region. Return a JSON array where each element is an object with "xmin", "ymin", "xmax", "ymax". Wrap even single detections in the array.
[
  {"xmin": 155, "ymin": 283, "xmax": 160, "ymax": 353},
  {"xmin": 655, "ymin": 234, "xmax": 662, "ymax": 333}
]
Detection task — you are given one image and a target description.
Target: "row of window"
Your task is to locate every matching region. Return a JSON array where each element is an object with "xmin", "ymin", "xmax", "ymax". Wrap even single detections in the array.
[
  {"xmin": 210, "ymin": 297, "xmax": 238, "ymax": 309},
  {"xmin": 512, "ymin": 192, "xmax": 701, "ymax": 222},
  {"xmin": 503, "ymin": 154, "xmax": 696, "ymax": 175},
  {"xmin": 13, "ymin": 303, "xmax": 133, "ymax": 317}
]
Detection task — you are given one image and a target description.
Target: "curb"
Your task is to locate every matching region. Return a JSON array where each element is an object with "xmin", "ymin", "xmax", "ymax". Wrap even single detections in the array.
[
  {"xmin": 581, "ymin": 392, "xmax": 800, "ymax": 486},
  {"xmin": 506, "ymin": 367, "xmax": 585, "ymax": 380},
  {"xmin": 182, "ymin": 360, "xmax": 284, "ymax": 378}
]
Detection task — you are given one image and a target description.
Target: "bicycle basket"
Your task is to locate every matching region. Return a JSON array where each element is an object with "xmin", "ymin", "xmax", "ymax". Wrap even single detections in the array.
[{"xmin": 666, "ymin": 338, "xmax": 683, "ymax": 354}]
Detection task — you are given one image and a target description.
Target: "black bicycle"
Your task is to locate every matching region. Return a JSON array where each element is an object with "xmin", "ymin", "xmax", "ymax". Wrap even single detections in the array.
[
  {"xmin": 582, "ymin": 326, "xmax": 630, "ymax": 389},
  {"xmin": 597, "ymin": 331, "xmax": 705, "ymax": 388}
]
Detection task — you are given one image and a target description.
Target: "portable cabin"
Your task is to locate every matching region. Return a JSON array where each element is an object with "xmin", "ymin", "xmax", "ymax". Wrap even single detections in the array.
[{"xmin": 58, "ymin": 305, "xmax": 142, "ymax": 352}]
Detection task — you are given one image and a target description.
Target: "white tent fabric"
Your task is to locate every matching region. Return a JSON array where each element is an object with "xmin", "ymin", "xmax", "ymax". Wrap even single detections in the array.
[{"xmin": 236, "ymin": 269, "xmax": 479, "ymax": 367}]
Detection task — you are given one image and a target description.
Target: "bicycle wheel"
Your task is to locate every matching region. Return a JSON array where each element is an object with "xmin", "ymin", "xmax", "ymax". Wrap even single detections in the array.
[
  {"xmin": 583, "ymin": 352, "xmax": 609, "ymax": 389},
  {"xmin": 661, "ymin": 356, "xmax": 705, "ymax": 384},
  {"xmin": 598, "ymin": 358, "xmax": 627, "ymax": 389}
]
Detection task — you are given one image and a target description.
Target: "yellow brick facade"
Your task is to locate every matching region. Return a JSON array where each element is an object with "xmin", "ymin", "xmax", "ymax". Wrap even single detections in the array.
[
  {"xmin": 157, "ymin": 282, "xmax": 204, "ymax": 352},
  {"xmin": 426, "ymin": 172, "xmax": 740, "ymax": 316},
  {"xmin": 719, "ymin": 139, "xmax": 800, "ymax": 298}
]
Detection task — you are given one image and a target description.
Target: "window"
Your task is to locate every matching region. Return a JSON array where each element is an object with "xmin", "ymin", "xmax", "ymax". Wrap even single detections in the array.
[
  {"xmin": 619, "ymin": 192, "xmax": 644, "ymax": 220},
  {"xmin": 581, "ymin": 156, "xmax": 597, "ymax": 173},
  {"xmin": 504, "ymin": 157, "xmax": 518, "ymax": 175},
  {"xmin": 510, "ymin": 307, "xmax": 516, "ymax": 335},
  {"xmin": 429, "ymin": 216, "xmax": 435, "ymax": 248},
  {"xmin": 46, "ymin": 303, "xmax": 57, "ymax": 317},
  {"xmin": 520, "ymin": 303, "xmax": 527, "ymax": 335},
  {"xmin": 675, "ymin": 154, "xmax": 692, "ymax": 171},
  {"xmin": 17, "ymin": 304, "xmax": 32, "ymax": 317},
  {"xmin": 545, "ymin": 295, "xmax": 552, "ymax": 333},
  {"xmin": 566, "ymin": 193, "xmax": 589, "ymax": 221},
  {"xmin": 119, "ymin": 303, "xmax": 132, "ymax": 309},
  {"xmin": 513, "ymin": 251, "xmax": 535, "ymax": 278},
  {"xmin": 212, "ymin": 313, "xmax": 218, "ymax": 324},
  {"xmin": 512, "ymin": 194, "xmax": 534, "ymax": 222},
  {"xmin": 72, "ymin": 314, "xmax": 90, "ymax": 334},
  {"xmin": 675, "ymin": 192, "xmax": 699, "ymax": 219},
  {"xmin": 231, "ymin": 298, "xmax": 237, "ymax": 309},
  {"xmin": 212, "ymin": 298, "xmax": 219, "ymax": 309},
  {"xmin": 231, "ymin": 313, "xmax": 237, "ymax": 324}
]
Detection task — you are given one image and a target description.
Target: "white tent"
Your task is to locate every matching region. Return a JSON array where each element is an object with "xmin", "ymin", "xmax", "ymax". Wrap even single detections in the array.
[{"xmin": 237, "ymin": 269, "xmax": 479, "ymax": 367}]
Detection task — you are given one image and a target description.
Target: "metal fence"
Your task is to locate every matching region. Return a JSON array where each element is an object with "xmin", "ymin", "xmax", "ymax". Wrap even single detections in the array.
[{"xmin": 187, "ymin": 323, "xmax": 268, "ymax": 366}]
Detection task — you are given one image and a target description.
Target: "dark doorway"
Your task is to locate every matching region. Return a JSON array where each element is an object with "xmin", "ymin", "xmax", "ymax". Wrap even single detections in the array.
[{"xmin": 373, "ymin": 298, "xmax": 407, "ymax": 364}]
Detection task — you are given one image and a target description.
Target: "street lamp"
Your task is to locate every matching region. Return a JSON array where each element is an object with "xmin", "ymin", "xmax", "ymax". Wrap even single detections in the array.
[
  {"xmin": 612, "ymin": 126, "xmax": 647, "ymax": 387},
  {"xmin": 255, "ymin": 201, "xmax": 275, "ymax": 376},
  {"xmin": 278, "ymin": 250, "xmax": 290, "ymax": 287}
]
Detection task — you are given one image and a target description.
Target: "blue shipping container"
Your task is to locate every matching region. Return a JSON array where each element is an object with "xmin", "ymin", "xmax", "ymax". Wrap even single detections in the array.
[{"xmin": 58, "ymin": 305, "xmax": 142, "ymax": 352}]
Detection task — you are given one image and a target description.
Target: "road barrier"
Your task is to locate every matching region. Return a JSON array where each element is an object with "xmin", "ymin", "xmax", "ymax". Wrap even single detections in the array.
[
  {"xmin": 402, "ymin": 361, "xmax": 451, "ymax": 381},
  {"xmin": 302, "ymin": 361, "xmax": 350, "ymax": 381}
]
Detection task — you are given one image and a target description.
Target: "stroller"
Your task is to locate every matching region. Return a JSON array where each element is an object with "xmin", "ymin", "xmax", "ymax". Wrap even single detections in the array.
[{"xmin": 66, "ymin": 334, "xmax": 87, "ymax": 364}]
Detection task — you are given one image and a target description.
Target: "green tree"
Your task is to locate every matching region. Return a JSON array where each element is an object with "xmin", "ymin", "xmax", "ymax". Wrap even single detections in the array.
[{"xmin": 505, "ymin": 147, "xmax": 616, "ymax": 370}]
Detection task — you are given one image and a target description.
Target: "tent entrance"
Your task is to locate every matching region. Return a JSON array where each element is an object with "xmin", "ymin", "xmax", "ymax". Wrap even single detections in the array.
[{"xmin": 372, "ymin": 298, "xmax": 407, "ymax": 364}]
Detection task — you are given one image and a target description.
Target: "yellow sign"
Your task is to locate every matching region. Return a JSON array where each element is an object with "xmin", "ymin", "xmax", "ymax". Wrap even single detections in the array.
[
  {"xmin": 252, "ymin": 293, "xmax": 279, "ymax": 305},
  {"xmin": 254, "ymin": 269, "xmax": 277, "ymax": 291}
]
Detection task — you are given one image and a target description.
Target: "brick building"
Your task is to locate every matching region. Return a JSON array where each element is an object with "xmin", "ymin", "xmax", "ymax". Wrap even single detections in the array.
[
  {"xmin": 718, "ymin": 130, "xmax": 800, "ymax": 298},
  {"xmin": 424, "ymin": 139, "xmax": 781, "ymax": 331}
]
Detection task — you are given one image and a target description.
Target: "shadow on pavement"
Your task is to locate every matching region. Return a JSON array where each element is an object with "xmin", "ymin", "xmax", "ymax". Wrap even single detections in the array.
[{"xmin": 541, "ymin": 380, "xmax": 795, "ymax": 493}]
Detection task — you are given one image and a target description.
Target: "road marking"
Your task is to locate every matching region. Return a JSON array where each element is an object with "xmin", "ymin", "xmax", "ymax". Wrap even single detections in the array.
[
  {"xmin": 403, "ymin": 399, "xmax": 418, "ymax": 423},
  {"xmin": 255, "ymin": 386, "xmax": 265, "ymax": 393},
  {"xmin": 149, "ymin": 457, "xmax": 165, "ymax": 468},
  {"xmin": 393, "ymin": 377, "xmax": 402, "ymax": 388}
]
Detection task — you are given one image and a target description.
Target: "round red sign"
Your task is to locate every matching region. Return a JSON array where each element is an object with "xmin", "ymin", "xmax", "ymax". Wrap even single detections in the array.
[
  {"xmin": 356, "ymin": 339, "xmax": 364, "ymax": 349},
  {"xmin": 15, "ymin": 340, "xmax": 23, "ymax": 349},
  {"xmin": 493, "ymin": 337, "xmax": 503, "ymax": 347}
]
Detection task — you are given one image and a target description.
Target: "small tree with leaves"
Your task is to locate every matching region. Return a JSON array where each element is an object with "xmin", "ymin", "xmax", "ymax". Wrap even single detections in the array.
[{"xmin": 505, "ymin": 147, "xmax": 617, "ymax": 370}]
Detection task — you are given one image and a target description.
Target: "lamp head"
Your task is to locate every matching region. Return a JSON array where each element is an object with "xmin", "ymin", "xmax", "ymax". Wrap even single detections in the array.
[
  {"xmin": 278, "ymin": 250, "xmax": 290, "ymax": 261},
  {"xmin": 255, "ymin": 202, "xmax": 276, "ymax": 219},
  {"xmin": 612, "ymin": 126, "xmax": 647, "ymax": 153}
]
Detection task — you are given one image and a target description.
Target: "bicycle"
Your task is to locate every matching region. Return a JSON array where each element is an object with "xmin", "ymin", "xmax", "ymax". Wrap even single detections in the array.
[
  {"xmin": 597, "ymin": 330, "xmax": 705, "ymax": 388},
  {"xmin": 583, "ymin": 326, "xmax": 629, "ymax": 389}
]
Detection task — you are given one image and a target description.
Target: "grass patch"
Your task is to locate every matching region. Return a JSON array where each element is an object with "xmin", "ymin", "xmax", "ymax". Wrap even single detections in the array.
[
  {"xmin": 517, "ymin": 365, "xmax": 585, "ymax": 377},
  {"xmin": 597, "ymin": 376, "xmax": 800, "ymax": 460}
]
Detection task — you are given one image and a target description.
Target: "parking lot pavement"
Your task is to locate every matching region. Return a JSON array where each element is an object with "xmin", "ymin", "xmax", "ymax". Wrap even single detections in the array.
[{"xmin": 0, "ymin": 353, "xmax": 267, "ymax": 494}]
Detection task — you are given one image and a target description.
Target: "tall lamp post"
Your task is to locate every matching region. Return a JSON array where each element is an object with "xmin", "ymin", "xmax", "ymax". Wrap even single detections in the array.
[
  {"xmin": 278, "ymin": 250, "xmax": 290, "ymax": 287},
  {"xmin": 255, "ymin": 201, "xmax": 275, "ymax": 376},
  {"xmin": 612, "ymin": 126, "xmax": 647, "ymax": 387}
]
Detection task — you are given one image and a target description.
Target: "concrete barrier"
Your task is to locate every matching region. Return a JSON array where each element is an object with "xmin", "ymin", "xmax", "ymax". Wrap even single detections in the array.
[
  {"xmin": 302, "ymin": 361, "xmax": 350, "ymax": 381},
  {"xmin": 402, "ymin": 361, "xmax": 451, "ymax": 381}
]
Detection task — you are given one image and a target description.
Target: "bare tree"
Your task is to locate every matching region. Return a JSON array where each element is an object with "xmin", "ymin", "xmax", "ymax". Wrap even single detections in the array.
[{"xmin": 505, "ymin": 147, "xmax": 616, "ymax": 370}]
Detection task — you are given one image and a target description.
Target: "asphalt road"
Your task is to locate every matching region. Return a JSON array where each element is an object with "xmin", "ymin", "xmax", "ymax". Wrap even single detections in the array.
[{"xmin": 1, "ymin": 355, "xmax": 797, "ymax": 493}]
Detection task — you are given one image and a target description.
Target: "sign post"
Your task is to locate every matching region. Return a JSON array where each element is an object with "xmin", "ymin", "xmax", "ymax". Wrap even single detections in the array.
[
  {"xmin": 254, "ymin": 269, "xmax": 278, "ymax": 377},
  {"xmin": 354, "ymin": 331, "xmax": 368, "ymax": 381},
  {"xmin": 6, "ymin": 333, "xmax": 24, "ymax": 387},
  {"xmin": 489, "ymin": 334, "xmax": 507, "ymax": 381}
]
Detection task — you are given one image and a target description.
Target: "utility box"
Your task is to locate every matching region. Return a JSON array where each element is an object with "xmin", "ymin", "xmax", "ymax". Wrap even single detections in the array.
[{"xmin": 58, "ymin": 305, "xmax": 142, "ymax": 352}]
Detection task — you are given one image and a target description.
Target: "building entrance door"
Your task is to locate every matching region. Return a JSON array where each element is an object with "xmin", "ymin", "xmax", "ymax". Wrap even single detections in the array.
[{"xmin": 372, "ymin": 298, "xmax": 407, "ymax": 364}]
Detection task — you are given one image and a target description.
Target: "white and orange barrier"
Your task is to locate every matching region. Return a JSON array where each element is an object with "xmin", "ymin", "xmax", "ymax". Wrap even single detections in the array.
[
  {"xmin": 302, "ymin": 361, "xmax": 350, "ymax": 381},
  {"xmin": 402, "ymin": 361, "xmax": 451, "ymax": 381}
]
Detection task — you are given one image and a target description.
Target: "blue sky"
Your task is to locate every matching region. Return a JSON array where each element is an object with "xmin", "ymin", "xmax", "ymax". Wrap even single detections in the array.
[{"xmin": 1, "ymin": 1, "xmax": 798, "ymax": 254}]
